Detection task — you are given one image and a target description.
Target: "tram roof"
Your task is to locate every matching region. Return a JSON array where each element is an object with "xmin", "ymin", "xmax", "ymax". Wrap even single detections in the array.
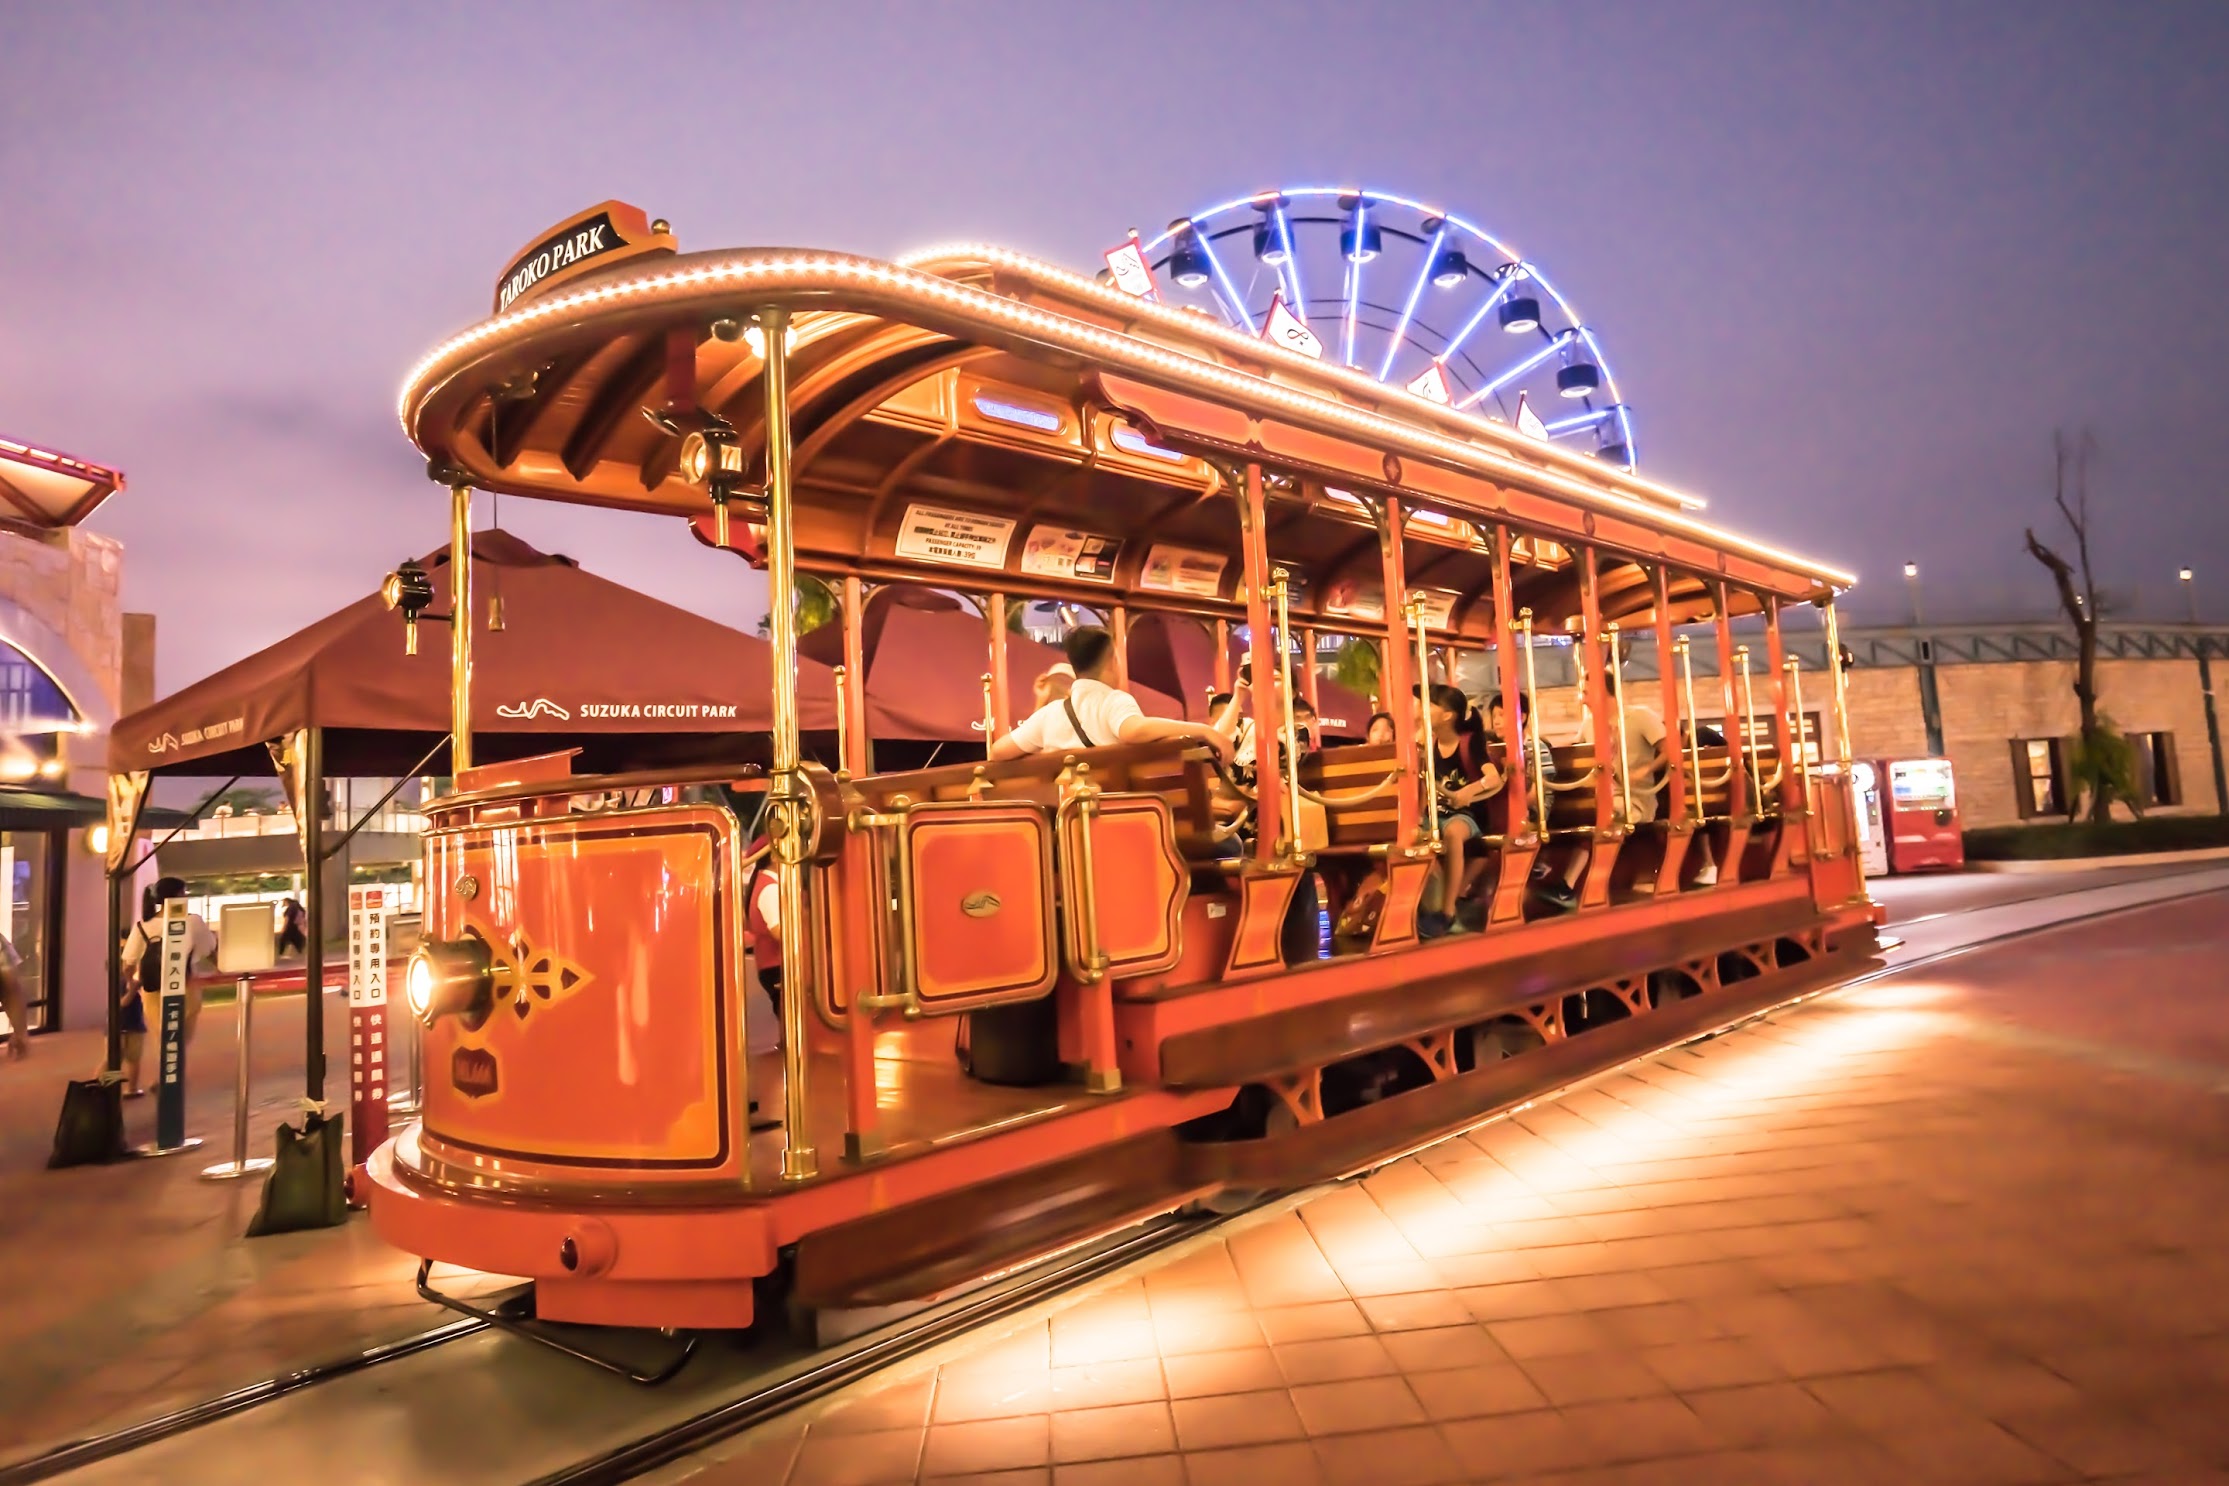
[{"xmin": 400, "ymin": 241, "xmax": 1853, "ymax": 640}]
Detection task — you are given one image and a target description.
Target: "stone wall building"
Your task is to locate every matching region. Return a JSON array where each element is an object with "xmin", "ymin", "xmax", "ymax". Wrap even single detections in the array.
[{"xmin": 0, "ymin": 437, "xmax": 152, "ymax": 1041}]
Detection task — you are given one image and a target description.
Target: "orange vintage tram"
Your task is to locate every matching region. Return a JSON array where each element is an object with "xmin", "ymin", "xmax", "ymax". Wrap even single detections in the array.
[{"xmin": 367, "ymin": 203, "xmax": 1878, "ymax": 1340}]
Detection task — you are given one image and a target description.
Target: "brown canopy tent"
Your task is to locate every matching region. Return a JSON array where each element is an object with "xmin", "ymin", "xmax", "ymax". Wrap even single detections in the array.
[
  {"xmin": 1126, "ymin": 612, "xmax": 1377, "ymax": 739},
  {"xmin": 112, "ymin": 529, "xmax": 837, "ymax": 777},
  {"xmin": 799, "ymin": 586, "xmax": 1182, "ymax": 755},
  {"xmin": 100, "ymin": 529, "xmax": 836, "ymax": 1116}
]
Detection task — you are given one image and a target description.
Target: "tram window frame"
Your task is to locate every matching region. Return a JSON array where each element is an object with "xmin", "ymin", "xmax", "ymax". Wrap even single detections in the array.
[
  {"xmin": 2132, "ymin": 730, "xmax": 2181, "ymax": 807},
  {"xmin": 2011, "ymin": 737, "xmax": 2067, "ymax": 819}
]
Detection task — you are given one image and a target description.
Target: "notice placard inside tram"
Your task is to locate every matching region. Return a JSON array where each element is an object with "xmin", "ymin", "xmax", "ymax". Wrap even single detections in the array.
[
  {"xmin": 893, "ymin": 504, "xmax": 1017, "ymax": 570},
  {"xmin": 1020, "ymin": 526, "xmax": 1120, "ymax": 583},
  {"xmin": 1139, "ymin": 544, "xmax": 1226, "ymax": 598}
]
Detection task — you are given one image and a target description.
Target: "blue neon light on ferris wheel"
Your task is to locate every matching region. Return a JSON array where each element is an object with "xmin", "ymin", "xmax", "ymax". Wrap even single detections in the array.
[{"xmin": 1141, "ymin": 185, "xmax": 1639, "ymax": 471}]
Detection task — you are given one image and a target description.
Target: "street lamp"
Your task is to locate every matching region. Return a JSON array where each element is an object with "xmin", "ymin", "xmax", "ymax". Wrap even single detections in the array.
[
  {"xmin": 2181, "ymin": 567, "xmax": 2196, "ymax": 623},
  {"xmin": 1902, "ymin": 561, "xmax": 1922, "ymax": 627}
]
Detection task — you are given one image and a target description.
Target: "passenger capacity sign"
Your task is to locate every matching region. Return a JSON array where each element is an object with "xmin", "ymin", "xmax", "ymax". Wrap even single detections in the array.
[
  {"xmin": 893, "ymin": 504, "xmax": 1016, "ymax": 570},
  {"xmin": 1020, "ymin": 526, "xmax": 1120, "ymax": 583}
]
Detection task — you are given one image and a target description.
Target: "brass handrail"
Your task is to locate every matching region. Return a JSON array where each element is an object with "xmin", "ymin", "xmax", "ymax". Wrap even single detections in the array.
[
  {"xmin": 1676, "ymin": 635, "xmax": 1705, "ymax": 825},
  {"xmin": 1518, "ymin": 607, "xmax": 1549, "ymax": 835},
  {"xmin": 1411, "ymin": 591, "xmax": 1439, "ymax": 850},
  {"xmin": 1271, "ymin": 566, "xmax": 1305, "ymax": 863},
  {"xmin": 1298, "ymin": 771, "xmax": 1404, "ymax": 808},
  {"xmin": 1788, "ymin": 655, "xmax": 1812, "ymax": 812},
  {"xmin": 834, "ymin": 663, "xmax": 851, "ymax": 781},
  {"xmin": 1057, "ymin": 768, "xmax": 1110, "ymax": 984},
  {"xmin": 1605, "ymin": 623, "xmax": 1633, "ymax": 826},
  {"xmin": 980, "ymin": 672, "xmax": 997, "ymax": 742},
  {"xmin": 1736, "ymin": 646, "xmax": 1765, "ymax": 814}
]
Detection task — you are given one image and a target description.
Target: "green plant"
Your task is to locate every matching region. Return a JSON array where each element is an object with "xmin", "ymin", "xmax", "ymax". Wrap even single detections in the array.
[
  {"xmin": 755, "ymin": 573, "xmax": 838, "ymax": 638},
  {"xmin": 2063, "ymin": 713, "xmax": 2145, "ymax": 821},
  {"xmin": 1330, "ymin": 638, "xmax": 1381, "ymax": 701}
]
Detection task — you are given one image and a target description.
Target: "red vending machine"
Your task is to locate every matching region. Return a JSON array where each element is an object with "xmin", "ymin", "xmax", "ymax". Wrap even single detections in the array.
[{"xmin": 1882, "ymin": 757, "xmax": 1964, "ymax": 872}]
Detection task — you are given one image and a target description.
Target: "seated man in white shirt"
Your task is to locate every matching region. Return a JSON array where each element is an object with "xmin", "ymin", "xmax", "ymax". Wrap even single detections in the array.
[{"xmin": 990, "ymin": 627, "xmax": 1230, "ymax": 761}]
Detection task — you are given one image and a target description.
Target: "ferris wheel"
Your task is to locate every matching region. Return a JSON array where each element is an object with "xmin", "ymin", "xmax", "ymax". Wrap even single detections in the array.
[{"xmin": 1128, "ymin": 186, "xmax": 1636, "ymax": 471}]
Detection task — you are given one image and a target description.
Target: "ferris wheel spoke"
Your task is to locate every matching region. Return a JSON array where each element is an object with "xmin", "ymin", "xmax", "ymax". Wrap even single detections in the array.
[
  {"xmin": 1543, "ymin": 406, "xmax": 1616, "ymax": 437},
  {"xmin": 1374, "ymin": 223, "xmax": 1446, "ymax": 383},
  {"xmin": 1192, "ymin": 229, "xmax": 1257, "ymax": 334},
  {"xmin": 1438, "ymin": 270, "xmax": 1524, "ymax": 376},
  {"xmin": 1272, "ymin": 203, "xmax": 1308, "ymax": 323},
  {"xmin": 1455, "ymin": 330, "xmax": 1577, "ymax": 411},
  {"xmin": 1341, "ymin": 199, "xmax": 1369, "ymax": 367}
]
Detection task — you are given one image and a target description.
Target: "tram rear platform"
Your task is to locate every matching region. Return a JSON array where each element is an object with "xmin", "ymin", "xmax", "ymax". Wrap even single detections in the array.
[{"xmin": 674, "ymin": 870, "xmax": 2229, "ymax": 1486}]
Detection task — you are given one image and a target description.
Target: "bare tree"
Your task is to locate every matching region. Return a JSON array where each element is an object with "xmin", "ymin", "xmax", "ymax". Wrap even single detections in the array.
[{"xmin": 2023, "ymin": 430, "xmax": 2134, "ymax": 822}]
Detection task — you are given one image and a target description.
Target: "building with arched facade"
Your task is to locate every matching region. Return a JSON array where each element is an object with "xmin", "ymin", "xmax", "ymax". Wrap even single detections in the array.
[{"xmin": 0, "ymin": 435, "xmax": 153, "ymax": 1043}]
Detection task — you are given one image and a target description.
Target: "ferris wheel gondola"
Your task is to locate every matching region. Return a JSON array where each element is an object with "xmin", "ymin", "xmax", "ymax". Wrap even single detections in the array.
[{"xmin": 1132, "ymin": 186, "xmax": 1637, "ymax": 472}]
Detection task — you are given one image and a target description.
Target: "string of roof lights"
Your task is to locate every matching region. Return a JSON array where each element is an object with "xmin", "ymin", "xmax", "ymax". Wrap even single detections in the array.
[
  {"xmin": 395, "ymin": 247, "xmax": 1852, "ymax": 585},
  {"xmin": 1137, "ymin": 187, "xmax": 1635, "ymax": 474}
]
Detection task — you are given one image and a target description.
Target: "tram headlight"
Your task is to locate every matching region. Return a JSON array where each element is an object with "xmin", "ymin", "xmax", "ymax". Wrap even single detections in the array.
[
  {"xmin": 678, "ymin": 424, "xmax": 743, "ymax": 488},
  {"xmin": 380, "ymin": 559, "xmax": 435, "ymax": 619},
  {"xmin": 406, "ymin": 932, "xmax": 508, "ymax": 1030}
]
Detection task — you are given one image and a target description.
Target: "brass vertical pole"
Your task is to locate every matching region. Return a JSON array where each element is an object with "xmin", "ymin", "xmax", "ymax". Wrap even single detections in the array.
[
  {"xmin": 1607, "ymin": 623, "xmax": 1632, "ymax": 826},
  {"xmin": 1412, "ymin": 593, "xmax": 1439, "ymax": 848},
  {"xmin": 1787, "ymin": 657, "xmax": 1812, "ymax": 806},
  {"xmin": 1736, "ymin": 646, "xmax": 1765, "ymax": 811},
  {"xmin": 1677, "ymin": 637, "xmax": 1705, "ymax": 824},
  {"xmin": 761, "ymin": 305, "xmax": 816, "ymax": 1183},
  {"xmin": 1272, "ymin": 568, "xmax": 1304, "ymax": 860},
  {"xmin": 1518, "ymin": 608, "xmax": 1549, "ymax": 835},
  {"xmin": 449, "ymin": 483, "xmax": 474, "ymax": 775},
  {"xmin": 1821, "ymin": 597, "xmax": 1854, "ymax": 773},
  {"xmin": 987, "ymin": 592, "xmax": 1012, "ymax": 735},
  {"xmin": 833, "ymin": 664, "xmax": 851, "ymax": 781}
]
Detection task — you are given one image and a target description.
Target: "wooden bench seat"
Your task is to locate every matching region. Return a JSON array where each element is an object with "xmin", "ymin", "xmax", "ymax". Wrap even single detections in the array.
[{"xmin": 1297, "ymin": 743, "xmax": 1405, "ymax": 851}]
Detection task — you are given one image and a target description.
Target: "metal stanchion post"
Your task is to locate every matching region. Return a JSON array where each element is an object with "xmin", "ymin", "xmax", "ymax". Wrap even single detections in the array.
[
  {"xmin": 202, "ymin": 976, "xmax": 274, "ymax": 1181},
  {"xmin": 133, "ymin": 898, "xmax": 203, "ymax": 1159}
]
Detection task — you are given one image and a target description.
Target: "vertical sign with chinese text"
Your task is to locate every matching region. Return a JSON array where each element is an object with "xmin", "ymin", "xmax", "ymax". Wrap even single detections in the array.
[{"xmin": 347, "ymin": 886, "xmax": 390, "ymax": 1167}]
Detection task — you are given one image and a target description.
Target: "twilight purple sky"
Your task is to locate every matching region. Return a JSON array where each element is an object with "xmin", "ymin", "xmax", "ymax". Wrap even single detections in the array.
[{"xmin": 4, "ymin": 2, "xmax": 2226, "ymax": 693}]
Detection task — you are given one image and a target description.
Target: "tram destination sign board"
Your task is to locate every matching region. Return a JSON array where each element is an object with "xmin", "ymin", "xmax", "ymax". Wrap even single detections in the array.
[{"xmin": 493, "ymin": 201, "xmax": 676, "ymax": 315}]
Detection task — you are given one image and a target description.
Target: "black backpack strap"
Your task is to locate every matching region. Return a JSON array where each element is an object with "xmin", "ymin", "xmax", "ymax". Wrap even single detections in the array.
[{"xmin": 1060, "ymin": 697, "xmax": 1098, "ymax": 750}]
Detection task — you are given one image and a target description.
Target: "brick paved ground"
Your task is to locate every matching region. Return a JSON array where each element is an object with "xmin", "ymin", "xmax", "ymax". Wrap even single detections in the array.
[
  {"xmin": 673, "ymin": 890, "xmax": 2229, "ymax": 1486},
  {"xmin": 0, "ymin": 990, "xmax": 465, "ymax": 1460}
]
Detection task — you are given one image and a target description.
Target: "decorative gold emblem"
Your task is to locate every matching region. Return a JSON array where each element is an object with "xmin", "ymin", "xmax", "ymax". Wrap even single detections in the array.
[
  {"xmin": 496, "ymin": 926, "xmax": 592, "ymax": 1024},
  {"xmin": 961, "ymin": 891, "xmax": 1002, "ymax": 919},
  {"xmin": 455, "ymin": 874, "xmax": 481, "ymax": 901}
]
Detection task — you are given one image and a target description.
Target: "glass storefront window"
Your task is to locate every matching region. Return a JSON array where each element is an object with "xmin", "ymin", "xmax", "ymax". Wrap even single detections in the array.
[{"xmin": 0, "ymin": 831, "xmax": 52, "ymax": 1034}]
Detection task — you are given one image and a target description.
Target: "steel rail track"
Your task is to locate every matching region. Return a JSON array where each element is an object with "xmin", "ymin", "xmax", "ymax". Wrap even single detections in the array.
[
  {"xmin": 0, "ymin": 1318, "xmax": 487, "ymax": 1485},
  {"xmin": 6, "ymin": 870, "xmax": 2219, "ymax": 1486}
]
